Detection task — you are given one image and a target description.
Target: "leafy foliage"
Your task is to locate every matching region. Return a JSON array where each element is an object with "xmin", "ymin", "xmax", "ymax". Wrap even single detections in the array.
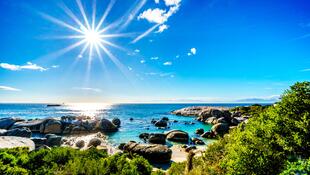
[
  {"xmin": 169, "ymin": 81, "xmax": 310, "ymax": 175},
  {"xmin": 0, "ymin": 147, "xmax": 153, "ymax": 175}
]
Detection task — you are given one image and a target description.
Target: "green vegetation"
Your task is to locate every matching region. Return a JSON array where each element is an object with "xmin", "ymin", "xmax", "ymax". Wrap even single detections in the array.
[
  {"xmin": 0, "ymin": 147, "xmax": 156, "ymax": 175},
  {"xmin": 167, "ymin": 81, "xmax": 310, "ymax": 175},
  {"xmin": 230, "ymin": 103, "xmax": 270, "ymax": 117}
]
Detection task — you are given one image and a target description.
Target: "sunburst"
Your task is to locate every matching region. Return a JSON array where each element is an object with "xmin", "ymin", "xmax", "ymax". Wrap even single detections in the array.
[{"xmin": 39, "ymin": 0, "xmax": 135, "ymax": 75}]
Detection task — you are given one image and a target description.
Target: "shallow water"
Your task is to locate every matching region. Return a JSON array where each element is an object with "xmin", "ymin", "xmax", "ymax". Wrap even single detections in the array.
[{"xmin": 0, "ymin": 103, "xmax": 258, "ymax": 146}]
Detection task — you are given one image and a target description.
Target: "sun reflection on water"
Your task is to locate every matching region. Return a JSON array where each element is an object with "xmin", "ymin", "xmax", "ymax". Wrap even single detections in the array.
[{"xmin": 63, "ymin": 103, "xmax": 111, "ymax": 118}]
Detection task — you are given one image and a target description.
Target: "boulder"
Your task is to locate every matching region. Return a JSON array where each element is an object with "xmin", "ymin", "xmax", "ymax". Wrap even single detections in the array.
[
  {"xmin": 43, "ymin": 120, "xmax": 63, "ymax": 134},
  {"xmin": 148, "ymin": 133, "xmax": 166, "ymax": 144},
  {"xmin": 201, "ymin": 131, "xmax": 215, "ymax": 138},
  {"xmin": 0, "ymin": 136, "xmax": 35, "ymax": 151},
  {"xmin": 31, "ymin": 137, "xmax": 47, "ymax": 148},
  {"xmin": 0, "ymin": 129, "xmax": 7, "ymax": 136},
  {"xmin": 46, "ymin": 134, "xmax": 62, "ymax": 147},
  {"xmin": 165, "ymin": 130, "xmax": 189, "ymax": 143},
  {"xmin": 100, "ymin": 118, "xmax": 118, "ymax": 132},
  {"xmin": 217, "ymin": 117, "xmax": 228, "ymax": 124},
  {"xmin": 231, "ymin": 117, "xmax": 240, "ymax": 126},
  {"xmin": 123, "ymin": 141, "xmax": 172, "ymax": 163},
  {"xmin": 231, "ymin": 111, "xmax": 242, "ymax": 118},
  {"xmin": 161, "ymin": 117, "xmax": 169, "ymax": 121},
  {"xmin": 191, "ymin": 138, "xmax": 205, "ymax": 145},
  {"xmin": 112, "ymin": 118, "xmax": 121, "ymax": 127},
  {"xmin": 139, "ymin": 133, "xmax": 149, "ymax": 140},
  {"xmin": 211, "ymin": 123, "xmax": 230, "ymax": 135},
  {"xmin": 75, "ymin": 140, "xmax": 85, "ymax": 148},
  {"xmin": 6, "ymin": 127, "xmax": 31, "ymax": 138},
  {"xmin": 154, "ymin": 120, "xmax": 167, "ymax": 128},
  {"xmin": 205, "ymin": 117, "xmax": 217, "ymax": 124},
  {"xmin": 87, "ymin": 138, "xmax": 102, "ymax": 147},
  {"xmin": 70, "ymin": 126, "xmax": 89, "ymax": 135},
  {"xmin": 195, "ymin": 128, "xmax": 204, "ymax": 135},
  {"xmin": 11, "ymin": 119, "xmax": 45, "ymax": 132},
  {"xmin": 0, "ymin": 118, "xmax": 24, "ymax": 129}
]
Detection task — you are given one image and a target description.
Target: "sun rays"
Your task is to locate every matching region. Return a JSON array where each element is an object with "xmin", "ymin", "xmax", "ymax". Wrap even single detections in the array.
[{"xmin": 39, "ymin": 0, "xmax": 135, "ymax": 81}]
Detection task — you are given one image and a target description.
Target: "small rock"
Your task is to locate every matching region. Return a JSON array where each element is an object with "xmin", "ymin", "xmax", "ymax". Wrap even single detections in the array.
[
  {"xmin": 75, "ymin": 140, "xmax": 85, "ymax": 148},
  {"xmin": 139, "ymin": 133, "xmax": 149, "ymax": 140},
  {"xmin": 129, "ymin": 118, "xmax": 134, "ymax": 121},
  {"xmin": 46, "ymin": 135, "xmax": 62, "ymax": 147},
  {"xmin": 191, "ymin": 138, "xmax": 205, "ymax": 145},
  {"xmin": 195, "ymin": 128, "xmax": 204, "ymax": 135},
  {"xmin": 112, "ymin": 118, "xmax": 121, "ymax": 127},
  {"xmin": 87, "ymin": 138, "xmax": 102, "ymax": 147},
  {"xmin": 201, "ymin": 131, "xmax": 215, "ymax": 138},
  {"xmin": 154, "ymin": 120, "xmax": 167, "ymax": 128},
  {"xmin": 185, "ymin": 146, "xmax": 196, "ymax": 152},
  {"xmin": 161, "ymin": 117, "xmax": 169, "ymax": 121},
  {"xmin": 118, "ymin": 143, "xmax": 126, "ymax": 150}
]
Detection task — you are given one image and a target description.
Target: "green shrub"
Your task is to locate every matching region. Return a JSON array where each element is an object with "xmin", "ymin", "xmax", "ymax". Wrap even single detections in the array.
[
  {"xmin": 175, "ymin": 81, "xmax": 310, "ymax": 175},
  {"xmin": 0, "ymin": 147, "xmax": 153, "ymax": 175},
  {"xmin": 280, "ymin": 158, "xmax": 310, "ymax": 175}
]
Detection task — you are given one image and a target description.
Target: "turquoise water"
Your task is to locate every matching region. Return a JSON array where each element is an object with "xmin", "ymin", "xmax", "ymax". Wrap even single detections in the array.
[{"xmin": 0, "ymin": 103, "xmax": 256, "ymax": 146}]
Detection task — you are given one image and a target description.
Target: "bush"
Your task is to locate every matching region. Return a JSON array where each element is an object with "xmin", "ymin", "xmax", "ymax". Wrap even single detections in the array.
[
  {"xmin": 174, "ymin": 81, "xmax": 310, "ymax": 175},
  {"xmin": 0, "ymin": 147, "xmax": 153, "ymax": 175}
]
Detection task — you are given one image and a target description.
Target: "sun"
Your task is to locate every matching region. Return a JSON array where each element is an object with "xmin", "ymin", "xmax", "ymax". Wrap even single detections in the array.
[{"xmin": 83, "ymin": 29, "xmax": 101, "ymax": 45}]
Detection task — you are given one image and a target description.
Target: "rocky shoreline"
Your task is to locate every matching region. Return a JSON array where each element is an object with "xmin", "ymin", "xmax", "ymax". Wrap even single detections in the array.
[
  {"xmin": 172, "ymin": 106, "xmax": 250, "ymax": 138},
  {"xmin": 0, "ymin": 105, "xmax": 251, "ymax": 164}
]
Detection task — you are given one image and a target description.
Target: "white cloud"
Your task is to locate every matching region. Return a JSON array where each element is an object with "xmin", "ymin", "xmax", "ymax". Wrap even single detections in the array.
[
  {"xmin": 187, "ymin": 53, "xmax": 191, "ymax": 56},
  {"xmin": 150, "ymin": 57, "xmax": 159, "ymax": 60},
  {"xmin": 0, "ymin": 86, "xmax": 21, "ymax": 91},
  {"xmin": 73, "ymin": 87, "xmax": 101, "ymax": 93},
  {"xmin": 140, "ymin": 60, "xmax": 146, "ymax": 64},
  {"xmin": 176, "ymin": 55, "xmax": 180, "ymax": 58},
  {"xmin": 134, "ymin": 49, "xmax": 140, "ymax": 53},
  {"xmin": 156, "ymin": 24, "xmax": 169, "ymax": 33},
  {"xmin": 236, "ymin": 95, "xmax": 280, "ymax": 103},
  {"xmin": 190, "ymin": 48, "xmax": 197, "ymax": 55},
  {"xmin": 138, "ymin": 8, "xmax": 167, "ymax": 24},
  {"xmin": 155, "ymin": 0, "xmax": 160, "ymax": 4},
  {"xmin": 0, "ymin": 62, "xmax": 47, "ymax": 71},
  {"xmin": 164, "ymin": 0, "xmax": 181, "ymax": 6},
  {"xmin": 163, "ymin": 61, "xmax": 172, "ymax": 66},
  {"xmin": 128, "ymin": 66, "xmax": 133, "ymax": 71},
  {"xmin": 134, "ymin": 0, "xmax": 181, "ymax": 42}
]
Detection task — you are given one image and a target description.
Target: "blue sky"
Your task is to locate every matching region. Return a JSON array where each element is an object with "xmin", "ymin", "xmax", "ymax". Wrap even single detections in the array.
[{"xmin": 0, "ymin": 0, "xmax": 309, "ymax": 103}]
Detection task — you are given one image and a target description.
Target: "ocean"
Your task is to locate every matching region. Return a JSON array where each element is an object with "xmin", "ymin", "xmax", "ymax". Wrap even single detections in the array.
[{"xmin": 0, "ymin": 103, "xmax": 258, "ymax": 146}]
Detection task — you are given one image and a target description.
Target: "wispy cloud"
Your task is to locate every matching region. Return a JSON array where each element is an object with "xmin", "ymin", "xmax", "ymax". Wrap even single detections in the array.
[
  {"xmin": 128, "ymin": 66, "xmax": 133, "ymax": 71},
  {"xmin": 0, "ymin": 86, "xmax": 21, "ymax": 91},
  {"xmin": 134, "ymin": 49, "xmax": 140, "ymax": 53},
  {"xmin": 140, "ymin": 60, "xmax": 146, "ymax": 64},
  {"xmin": 150, "ymin": 57, "xmax": 159, "ymax": 60},
  {"xmin": 163, "ymin": 61, "xmax": 172, "ymax": 66},
  {"xmin": 51, "ymin": 65, "xmax": 59, "ymax": 68},
  {"xmin": 156, "ymin": 24, "xmax": 168, "ymax": 33},
  {"xmin": 73, "ymin": 87, "xmax": 101, "ymax": 93},
  {"xmin": 0, "ymin": 62, "xmax": 47, "ymax": 71},
  {"xmin": 145, "ymin": 72, "xmax": 174, "ymax": 78},
  {"xmin": 300, "ymin": 68, "xmax": 310, "ymax": 72}
]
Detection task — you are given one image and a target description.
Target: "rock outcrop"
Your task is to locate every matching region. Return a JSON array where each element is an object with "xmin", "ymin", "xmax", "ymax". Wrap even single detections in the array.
[
  {"xmin": 123, "ymin": 141, "xmax": 172, "ymax": 163},
  {"xmin": 100, "ymin": 118, "xmax": 118, "ymax": 132},
  {"xmin": 0, "ymin": 118, "xmax": 24, "ymax": 129},
  {"xmin": 0, "ymin": 136, "xmax": 35, "ymax": 151},
  {"xmin": 165, "ymin": 130, "xmax": 189, "ymax": 143}
]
